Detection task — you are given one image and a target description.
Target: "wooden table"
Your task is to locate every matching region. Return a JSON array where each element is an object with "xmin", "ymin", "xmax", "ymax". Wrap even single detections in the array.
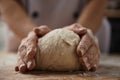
[{"xmin": 0, "ymin": 52, "xmax": 120, "ymax": 80}]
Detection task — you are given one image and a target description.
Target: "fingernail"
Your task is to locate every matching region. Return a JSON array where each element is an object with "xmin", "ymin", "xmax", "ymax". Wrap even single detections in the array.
[
  {"xmin": 19, "ymin": 64, "xmax": 27, "ymax": 73},
  {"xmin": 15, "ymin": 66, "xmax": 19, "ymax": 71},
  {"xmin": 27, "ymin": 61, "xmax": 35, "ymax": 70},
  {"xmin": 74, "ymin": 23, "xmax": 80, "ymax": 27},
  {"xmin": 34, "ymin": 28, "xmax": 39, "ymax": 33},
  {"xmin": 27, "ymin": 61, "xmax": 32, "ymax": 68},
  {"xmin": 90, "ymin": 65, "xmax": 97, "ymax": 71},
  {"xmin": 78, "ymin": 28, "xmax": 87, "ymax": 34}
]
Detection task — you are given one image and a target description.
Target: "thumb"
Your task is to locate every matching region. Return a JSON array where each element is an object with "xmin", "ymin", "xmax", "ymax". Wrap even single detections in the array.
[
  {"xmin": 33, "ymin": 25, "xmax": 51, "ymax": 37},
  {"xmin": 64, "ymin": 23, "xmax": 87, "ymax": 35}
]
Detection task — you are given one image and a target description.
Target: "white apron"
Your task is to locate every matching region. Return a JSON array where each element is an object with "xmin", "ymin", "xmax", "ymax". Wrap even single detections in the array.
[{"xmin": 8, "ymin": 0, "xmax": 111, "ymax": 52}]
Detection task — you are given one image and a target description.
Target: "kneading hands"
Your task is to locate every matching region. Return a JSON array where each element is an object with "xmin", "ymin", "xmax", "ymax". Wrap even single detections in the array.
[{"xmin": 15, "ymin": 23, "xmax": 100, "ymax": 73}]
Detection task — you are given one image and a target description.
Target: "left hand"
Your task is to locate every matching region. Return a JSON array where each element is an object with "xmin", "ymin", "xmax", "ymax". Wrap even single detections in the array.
[
  {"xmin": 64, "ymin": 23, "xmax": 100, "ymax": 71},
  {"xmin": 15, "ymin": 25, "xmax": 51, "ymax": 73}
]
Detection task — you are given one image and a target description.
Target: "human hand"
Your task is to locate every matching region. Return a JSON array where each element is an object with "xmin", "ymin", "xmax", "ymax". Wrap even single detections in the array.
[
  {"xmin": 64, "ymin": 23, "xmax": 100, "ymax": 71},
  {"xmin": 15, "ymin": 25, "xmax": 51, "ymax": 73}
]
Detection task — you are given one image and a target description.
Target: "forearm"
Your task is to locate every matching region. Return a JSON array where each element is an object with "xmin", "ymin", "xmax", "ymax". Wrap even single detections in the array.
[
  {"xmin": 0, "ymin": 0, "xmax": 36, "ymax": 39},
  {"xmin": 77, "ymin": 0, "xmax": 108, "ymax": 33}
]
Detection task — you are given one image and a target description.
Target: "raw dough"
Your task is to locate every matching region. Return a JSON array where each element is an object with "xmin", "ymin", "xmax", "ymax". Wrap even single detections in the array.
[{"xmin": 35, "ymin": 29, "xmax": 81, "ymax": 71}]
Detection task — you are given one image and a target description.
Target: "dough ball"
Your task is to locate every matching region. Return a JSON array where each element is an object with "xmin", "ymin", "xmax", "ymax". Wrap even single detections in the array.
[{"xmin": 35, "ymin": 29, "xmax": 81, "ymax": 71}]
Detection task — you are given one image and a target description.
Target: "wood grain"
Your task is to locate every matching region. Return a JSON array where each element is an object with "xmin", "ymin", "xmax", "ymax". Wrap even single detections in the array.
[{"xmin": 0, "ymin": 52, "xmax": 120, "ymax": 80}]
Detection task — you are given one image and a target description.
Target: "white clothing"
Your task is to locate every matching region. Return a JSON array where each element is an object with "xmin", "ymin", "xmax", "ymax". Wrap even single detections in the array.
[
  {"xmin": 26, "ymin": 0, "xmax": 82, "ymax": 28},
  {"xmin": 20, "ymin": 0, "xmax": 111, "ymax": 52}
]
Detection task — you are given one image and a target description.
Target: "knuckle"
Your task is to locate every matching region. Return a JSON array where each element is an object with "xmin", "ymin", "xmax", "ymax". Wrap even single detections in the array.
[
  {"xmin": 27, "ymin": 59, "xmax": 35, "ymax": 70},
  {"xmin": 72, "ymin": 23, "xmax": 81, "ymax": 28},
  {"xmin": 21, "ymin": 38, "xmax": 27, "ymax": 43},
  {"xmin": 77, "ymin": 48, "xmax": 82, "ymax": 57},
  {"xmin": 18, "ymin": 45, "xmax": 26, "ymax": 52},
  {"xmin": 19, "ymin": 65, "xmax": 27, "ymax": 73},
  {"xmin": 40, "ymin": 25, "xmax": 48, "ymax": 29}
]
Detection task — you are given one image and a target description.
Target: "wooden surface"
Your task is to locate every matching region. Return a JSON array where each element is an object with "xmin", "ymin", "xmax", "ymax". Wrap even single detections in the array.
[{"xmin": 0, "ymin": 52, "xmax": 120, "ymax": 80}]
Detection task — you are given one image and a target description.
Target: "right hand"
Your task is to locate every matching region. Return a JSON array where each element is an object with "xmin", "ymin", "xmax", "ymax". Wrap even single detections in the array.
[
  {"xmin": 64, "ymin": 23, "xmax": 100, "ymax": 71},
  {"xmin": 15, "ymin": 25, "xmax": 51, "ymax": 73}
]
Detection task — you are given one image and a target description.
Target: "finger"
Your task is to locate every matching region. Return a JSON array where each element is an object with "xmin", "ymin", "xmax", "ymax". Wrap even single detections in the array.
[
  {"xmin": 94, "ymin": 37, "xmax": 99, "ymax": 49},
  {"xmin": 64, "ymin": 23, "xmax": 87, "ymax": 35},
  {"xmin": 22, "ymin": 50, "xmax": 35, "ymax": 71},
  {"xmin": 18, "ymin": 45, "xmax": 26, "ymax": 59},
  {"xmin": 27, "ymin": 31, "xmax": 38, "ymax": 39},
  {"xmin": 26, "ymin": 46, "xmax": 37, "ymax": 59},
  {"xmin": 67, "ymin": 27, "xmax": 87, "ymax": 35},
  {"xmin": 79, "ymin": 44, "xmax": 100, "ymax": 71},
  {"xmin": 15, "ymin": 53, "xmax": 20, "ymax": 71},
  {"xmin": 15, "ymin": 65, "xmax": 19, "ymax": 71},
  {"xmin": 25, "ymin": 36, "xmax": 37, "ymax": 59},
  {"xmin": 77, "ymin": 33, "xmax": 93, "ymax": 57},
  {"xmin": 70, "ymin": 23, "xmax": 83, "ymax": 29},
  {"xmin": 79, "ymin": 57, "xmax": 91, "ymax": 71},
  {"xmin": 33, "ymin": 25, "xmax": 51, "ymax": 37},
  {"xmin": 17, "ymin": 44, "xmax": 28, "ymax": 73},
  {"xmin": 18, "ymin": 59, "xmax": 27, "ymax": 73},
  {"xmin": 19, "ymin": 63, "xmax": 27, "ymax": 73},
  {"xmin": 77, "ymin": 28, "xmax": 87, "ymax": 35},
  {"xmin": 20, "ymin": 47, "xmax": 35, "ymax": 71},
  {"xmin": 27, "ymin": 59, "xmax": 36, "ymax": 70},
  {"xmin": 90, "ymin": 64, "xmax": 97, "ymax": 72}
]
